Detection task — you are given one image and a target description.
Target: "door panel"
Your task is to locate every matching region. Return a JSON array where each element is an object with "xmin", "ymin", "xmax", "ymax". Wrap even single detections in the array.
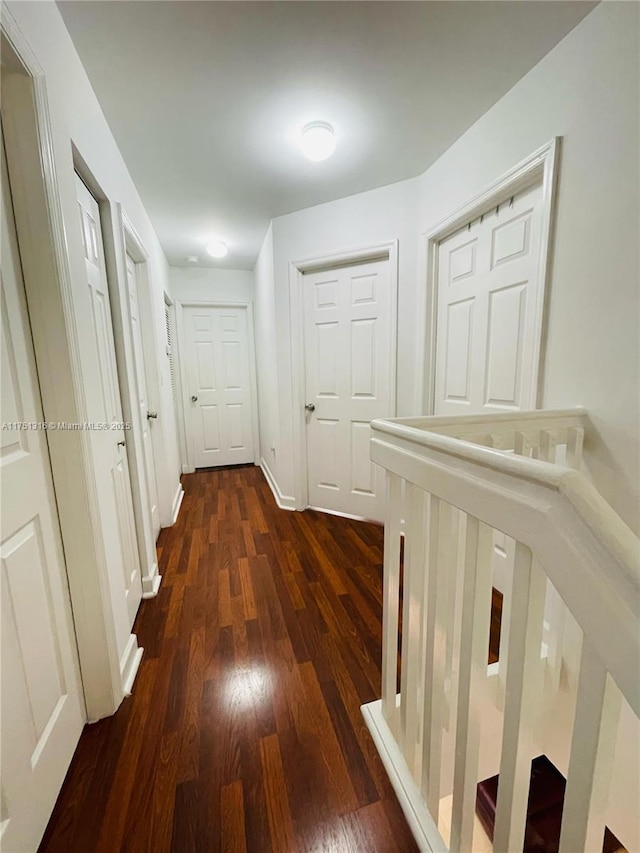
[
  {"xmin": 350, "ymin": 420, "xmax": 376, "ymax": 496},
  {"xmin": 303, "ymin": 258, "xmax": 393, "ymax": 521},
  {"xmin": 183, "ymin": 306, "xmax": 255, "ymax": 468},
  {"xmin": 125, "ymin": 255, "xmax": 160, "ymax": 539},
  {"xmin": 434, "ymin": 181, "xmax": 543, "ymax": 415},
  {"xmin": 444, "ymin": 298, "xmax": 474, "ymax": 403},
  {"xmin": 484, "ymin": 281, "xmax": 526, "ymax": 406},
  {"xmin": 201, "ymin": 405, "xmax": 221, "ymax": 451},
  {"xmin": 351, "ymin": 318, "xmax": 377, "ymax": 397},
  {"xmin": 1, "ymin": 135, "xmax": 84, "ymax": 853},
  {"xmin": 75, "ymin": 176, "xmax": 142, "ymax": 630}
]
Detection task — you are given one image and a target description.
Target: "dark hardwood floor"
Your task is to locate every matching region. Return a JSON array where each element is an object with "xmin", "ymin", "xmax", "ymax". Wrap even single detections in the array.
[
  {"xmin": 39, "ymin": 465, "xmax": 418, "ymax": 853},
  {"xmin": 488, "ymin": 588, "xmax": 503, "ymax": 666}
]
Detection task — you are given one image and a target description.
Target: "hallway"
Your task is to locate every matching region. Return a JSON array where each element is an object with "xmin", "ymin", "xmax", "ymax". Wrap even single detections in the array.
[{"xmin": 39, "ymin": 466, "xmax": 417, "ymax": 853}]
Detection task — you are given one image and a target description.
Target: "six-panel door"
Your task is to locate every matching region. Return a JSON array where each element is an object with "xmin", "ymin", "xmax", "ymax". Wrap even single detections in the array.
[
  {"xmin": 434, "ymin": 181, "xmax": 544, "ymax": 415},
  {"xmin": 126, "ymin": 254, "xmax": 161, "ymax": 539},
  {"xmin": 183, "ymin": 306, "xmax": 255, "ymax": 468},
  {"xmin": 75, "ymin": 175, "xmax": 143, "ymax": 632},
  {"xmin": 303, "ymin": 258, "xmax": 393, "ymax": 522},
  {"xmin": 1, "ymin": 139, "xmax": 84, "ymax": 852}
]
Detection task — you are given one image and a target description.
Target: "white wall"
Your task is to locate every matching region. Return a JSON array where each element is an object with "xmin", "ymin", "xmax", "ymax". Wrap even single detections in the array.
[
  {"xmin": 416, "ymin": 1, "xmax": 639, "ymax": 533},
  {"xmin": 261, "ymin": 178, "xmax": 420, "ymax": 501},
  {"xmin": 169, "ymin": 266, "xmax": 254, "ymax": 304},
  {"xmin": 251, "ymin": 7, "xmax": 639, "ymax": 844},
  {"xmin": 253, "ymin": 225, "xmax": 283, "ymax": 492},
  {"xmin": 255, "ymin": 2, "xmax": 639, "ymax": 533},
  {"xmin": 5, "ymin": 0, "xmax": 182, "ymax": 694},
  {"xmin": 168, "ymin": 265, "xmax": 255, "ymax": 469}
]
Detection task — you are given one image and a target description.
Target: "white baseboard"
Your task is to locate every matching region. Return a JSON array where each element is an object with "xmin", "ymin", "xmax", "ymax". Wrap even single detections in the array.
[
  {"xmin": 170, "ymin": 485, "xmax": 185, "ymax": 525},
  {"xmin": 141, "ymin": 564, "xmax": 162, "ymax": 598},
  {"xmin": 361, "ymin": 699, "xmax": 446, "ymax": 853},
  {"xmin": 259, "ymin": 458, "xmax": 296, "ymax": 511},
  {"xmin": 120, "ymin": 634, "xmax": 144, "ymax": 697},
  {"xmin": 181, "ymin": 463, "xmax": 195, "ymax": 475},
  {"xmin": 308, "ymin": 504, "xmax": 383, "ymax": 525}
]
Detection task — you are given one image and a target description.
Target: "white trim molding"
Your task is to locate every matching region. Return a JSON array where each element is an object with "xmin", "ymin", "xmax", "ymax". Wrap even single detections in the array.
[
  {"xmin": 288, "ymin": 240, "xmax": 400, "ymax": 510},
  {"xmin": 1, "ymin": 7, "xmax": 128, "ymax": 720},
  {"xmin": 141, "ymin": 566, "xmax": 161, "ymax": 599},
  {"xmin": 362, "ymin": 700, "xmax": 444, "ymax": 852},
  {"xmin": 170, "ymin": 483, "xmax": 185, "ymax": 526},
  {"xmin": 418, "ymin": 137, "xmax": 561, "ymax": 414},
  {"xmin": 119, "ymin": 635, "xmax": 144, "ymax": 701},
  {"xmin": 260, "ymin": 458, "xmax": 297, "ymax": 511},
  {"xmin": 96, "ymin": 198, "xmax": 163, "ymax": 601}
]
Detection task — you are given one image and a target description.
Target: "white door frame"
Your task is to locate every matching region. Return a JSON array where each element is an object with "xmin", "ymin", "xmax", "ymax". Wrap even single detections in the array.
[
  {"xmin": 289, "ymin": 240, "xmax": 399, "ymax": 511},
  {"xmin": 176, "ymin": 300, "xmax": 261, "ymax": 473},
  {"xmin": 418, "ymin": 137, "xmax": 561, "ymax": 415},
  {"xmin": 163, "ymin": 293, "xmax": 186, "ymax": 484},
  {"xmin": 0, "ymin": 10, "xmax": 129, "ymax": 720},
  {"xmin": 113, "ymin": 210, "xmax": 162, "ymax": 597}
]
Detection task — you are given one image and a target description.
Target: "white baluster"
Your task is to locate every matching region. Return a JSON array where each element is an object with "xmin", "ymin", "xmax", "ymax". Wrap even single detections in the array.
[
  {"xmin": 559, "ymin": 639, "xmax": 622, "ymax": 853},
  {"xmin": 443, "ymin": 507, "xmax": 463, "ymax": 731},
  {"xmin": 540, "ymin": 428, "xmax": 558, "ymax": 463},
  {"xmin": 400, "ymin": 483, "xmax": 428, "ymax": 775},
  {"xmin": 529, "ymin": 430, "xmax": 541, "ymax": 459},
  {"xmin": 493, "ymin": 548, "xmax": 546, "ymax": 853},
  {"xmin": 544, "ymin": 580, "xmax": 566, "ymax": 696},
  {"xmin": 495, "ymin": 535, "xmax": 516, "ymax": 712},
  {"xmin": 566, "ymin": 425, "xmax": 585, "ymax": 470},
  {"xmin": 421, "ymin": 497, "xmax": 451, "ymax": 819},
  {"xmin": 490, "ymin": 431, "xmax": 509, "ymax": 451},
  {"xmin": 450, "ymin": 519, "xmax": 493, "ymax": 853},
  {"xmin": 514, "ymin": 430, "xmax": 526, "ymax": 457},
  {"xmin": 382, "ymin": 472, "xmax": 403, "ymax": 728}
]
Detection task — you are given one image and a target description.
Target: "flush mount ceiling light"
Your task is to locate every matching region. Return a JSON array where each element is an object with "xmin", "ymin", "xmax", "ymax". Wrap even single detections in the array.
[
  {"xmin": 300, "ymin": 121, "xmax": 336, "ymax": 162},
  {"xmin": 206, "ymin": 240, "xmax": 228, "ymax": 258},
  {"xmin": 186, "ymin": 255, "xmax": 198, "ymax": 264}
]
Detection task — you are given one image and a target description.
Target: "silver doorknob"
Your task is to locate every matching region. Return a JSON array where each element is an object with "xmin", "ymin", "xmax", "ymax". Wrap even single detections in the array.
[
  {"xmin": 147, "ymin": 411, "xmax": 158, "ymax": 419},
  {"xmin": 191, "ymin": 395, "xmax": 198, "ymax": 402},
  {"xmin": 305, "ymin": 403, "xmax": 315, "ymax": 412}
]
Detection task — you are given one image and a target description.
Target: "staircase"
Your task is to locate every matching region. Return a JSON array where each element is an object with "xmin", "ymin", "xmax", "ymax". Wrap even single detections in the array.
[{"xmin": 361, "ymin": 408, "xmax": 639, "ymax": 852}]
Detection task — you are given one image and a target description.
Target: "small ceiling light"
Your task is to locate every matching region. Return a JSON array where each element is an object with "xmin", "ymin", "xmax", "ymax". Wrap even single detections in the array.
[
  {"xmin": 206, "ymin": 240, "xmax": 228, "ymax": 258},
  {"xmin": 186, "ymin": 255, "xmax": 198, "ymax": 264},
  {"xmin": 300, "ymin": 121, "xmax": 336, "ymax": 162}
]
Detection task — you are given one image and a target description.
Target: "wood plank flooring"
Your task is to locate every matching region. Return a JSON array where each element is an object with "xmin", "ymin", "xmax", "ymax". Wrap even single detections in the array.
[{"xmin": 39, "ymin": 465, "xmax": 418, "ymax": 853}]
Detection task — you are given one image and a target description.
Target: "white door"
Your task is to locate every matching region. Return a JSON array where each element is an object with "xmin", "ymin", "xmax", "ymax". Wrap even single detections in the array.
[
  {"xmin": 1, "ymin": 137, "xmax": 84, "ymax": 852},
  {"xmin": 434, "ymin": 181, "xmax": 544, "ymax": 415},
  {"xmin": 76, "ymin": 175, "xmax": 142, "ymax": 629},
  {"xmin": 182, "ymin": 305, "xmax": 255, "ymax": 468},
  {"xmin": 126, "ymin": 254, "xmax": 160, "ymax": 539},
  {"xmin": 303, "ymin": 258, "xmax": 394, "ymax": 522}
]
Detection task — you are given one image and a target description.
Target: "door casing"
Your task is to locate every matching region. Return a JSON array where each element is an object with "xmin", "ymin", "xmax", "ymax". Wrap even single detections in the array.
[
  {"xmin": 418, "ymin": 137, "xmax": 561, "ymax": 416},
  {"xmin": 176, "ymin": 300, "xmax": 261, "ymax": 473},
  {"xmin": 117, "ymin": 211, "xmax": 163, "ymax": 597},
  {"xmin": 87, "ymin": 176, "xmax": 161, "ymax": 601},
  {"xmin": 289, "ymin": 241, "xmax": 399, "ymax": 514},
  {"xmin": 0, "ymin": 9, "xmax": 141, "ymax": 721}
]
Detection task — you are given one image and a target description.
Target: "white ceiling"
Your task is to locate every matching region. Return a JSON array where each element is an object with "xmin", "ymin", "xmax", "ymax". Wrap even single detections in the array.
[{"xmin": 58, "ymin": 1, "xmax": 595, "ymax": 270}]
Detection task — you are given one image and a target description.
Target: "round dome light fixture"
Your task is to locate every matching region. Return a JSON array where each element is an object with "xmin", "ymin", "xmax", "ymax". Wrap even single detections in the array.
[
  {"xmin": 300, "ymin": 121, "xmax": 336, "ymax": 162},
  {"xmin": 206, "ymin": 240, "xmax": 228, "ymax": 259}
]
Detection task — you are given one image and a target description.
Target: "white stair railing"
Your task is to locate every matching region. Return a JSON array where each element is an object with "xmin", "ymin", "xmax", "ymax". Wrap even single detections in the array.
[{"xmin": 362, "ymin": 409, "xmax": 639, "ymax": 853}]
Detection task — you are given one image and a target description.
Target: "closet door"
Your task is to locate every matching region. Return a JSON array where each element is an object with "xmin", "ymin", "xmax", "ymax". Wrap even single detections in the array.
[
  {"xmin": 1, "ymin": 135, "xmax": 84, "ymax": 853},
  {"xmin": 183, "ymin": 305, "xmax": 255, "ymax": 468}
]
